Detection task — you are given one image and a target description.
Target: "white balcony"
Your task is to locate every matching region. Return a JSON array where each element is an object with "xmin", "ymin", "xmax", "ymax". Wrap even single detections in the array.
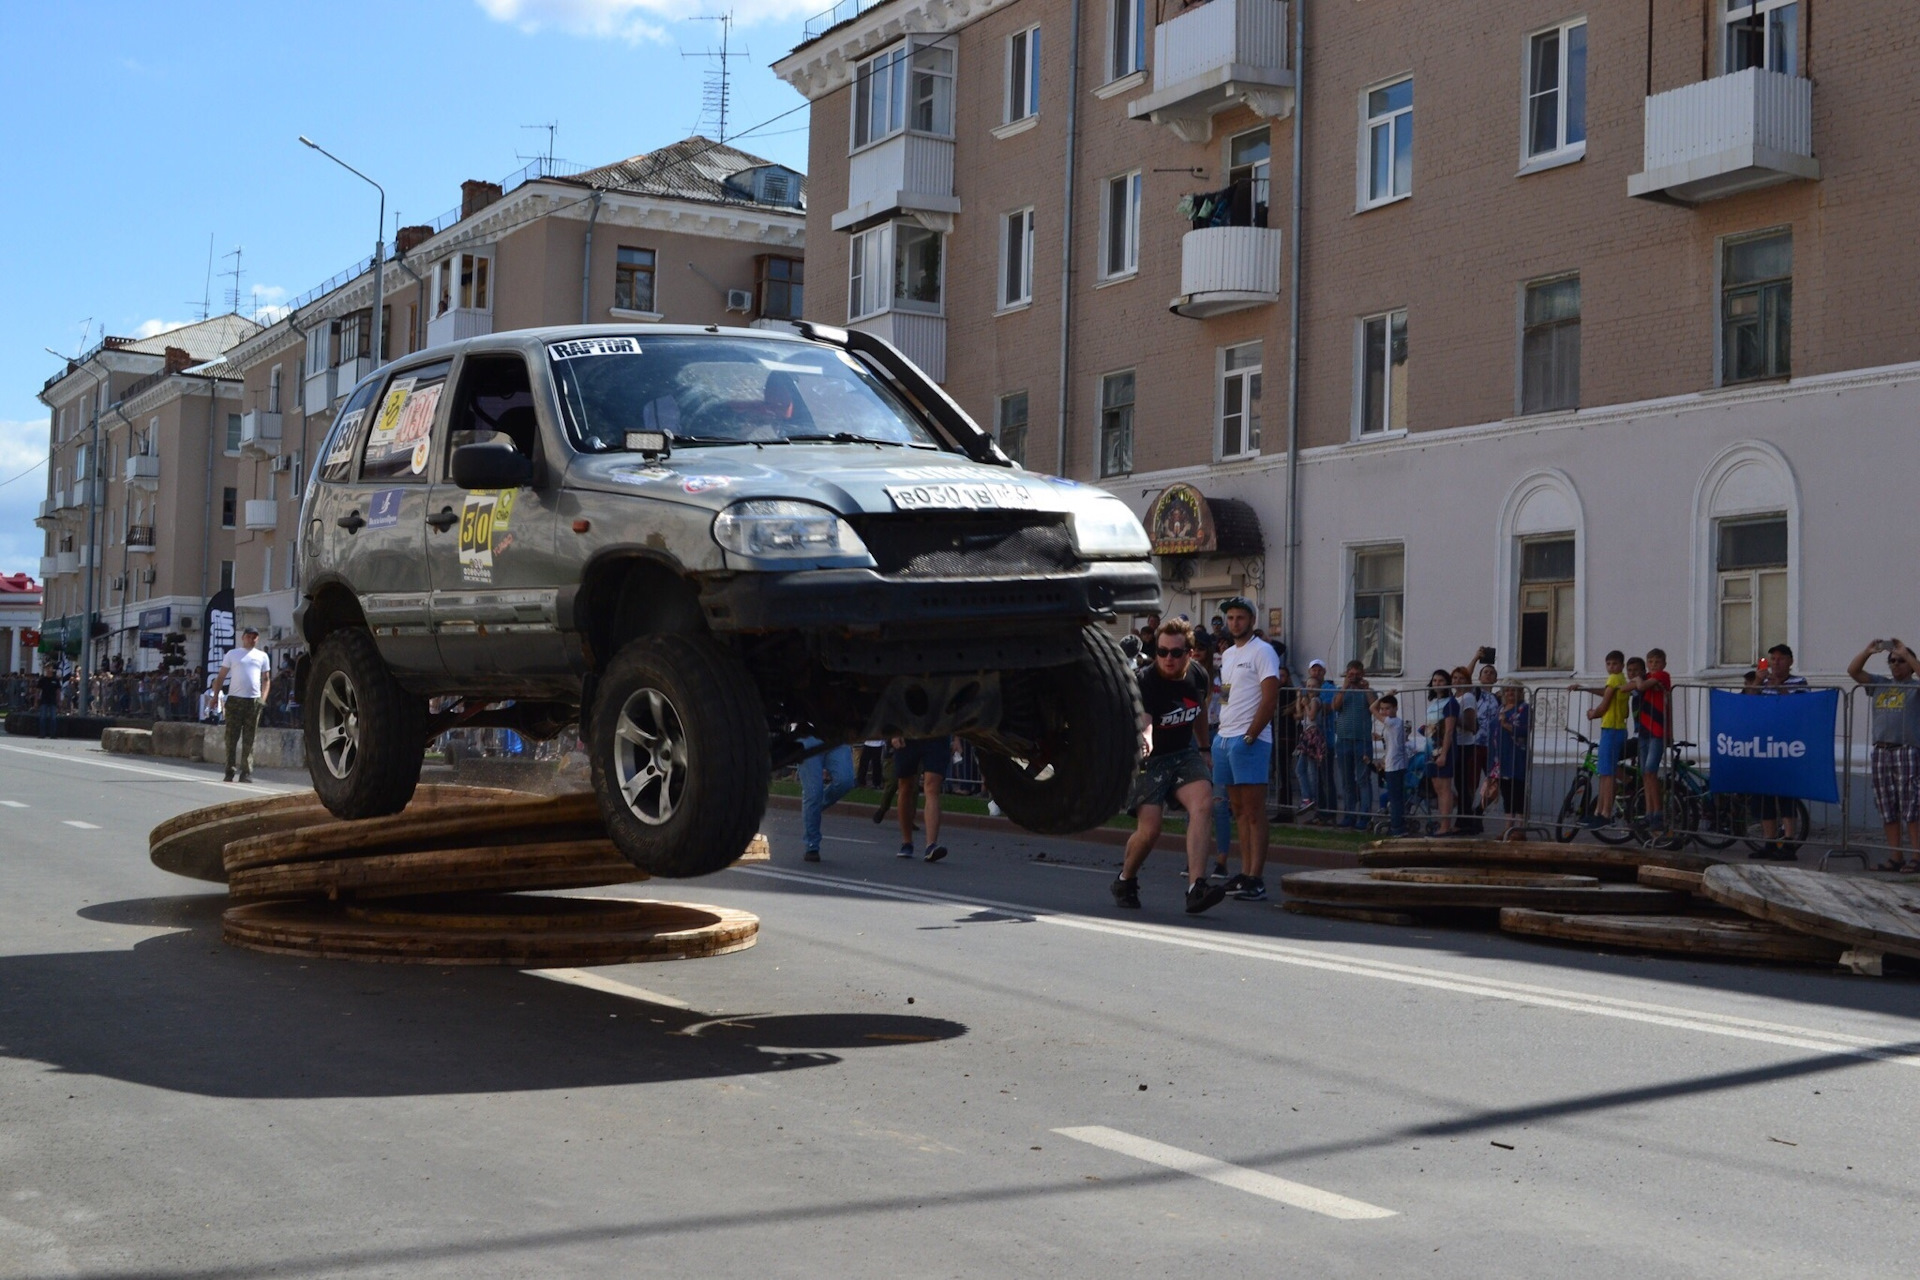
[
  {"xmin": 850, "ymin": 310, "xmax": 946, "ymax": 384},
  {"xmin": 35, "ymin": 498, "xmax": 56, "ymax": 525},
  {"xmin": 1129, "ymin": 0, "xmax": 1292, "ymax": 144},
  {"xmin": 832, "ymin": 133, "xmax": 959, "ymax": 232},
  {"xmin": 1629, "ymin": 68, "xmax": 1818, "ymax": 205},
  {"xmin": 240, "ymin": 411, "xmax": 283, "ymax": 456},
  {"xmin": 335, "ymin": 356, "xmax": 373, "ymax": 398},
  {"xmin": 1171, "ymin": 226, "xmax": 1283, "ymax": 318},
  {"xmin": 56, "ymin": 551, "xmax": 79, "ymax": 576},
  {"xmin": 303, "ymin": 366, "xmax": 336, "ymax": 415},
  {"xmin": 125, "ymin": 455, "xmax": 160, "ymax": 488},
  {"xmin": 77, "ymin": 546, "xmax": 94, "ymax": 570},
  {"xmin": 243, "ymin": 499, "xmax": 279, "ymax": 531},
  {"xmin": 39, "ymin": 555, "xmax": 60, "ymax": 578},
  {"xmin": 425, "ymin": 309, "xmax": 492, "ymax": 348}
]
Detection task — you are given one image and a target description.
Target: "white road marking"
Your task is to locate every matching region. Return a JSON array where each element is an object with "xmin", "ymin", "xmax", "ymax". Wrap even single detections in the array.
[
  {"xmin": 62, "ymin": 820, "xmax": 100, "ymax": 830},
  {"xmin": 526, "ymin": 967, "xmax": 693, "ymax": 1010},
  {"xmin": 1054, "ymin": 1126, "xmax": 1396, "ymax": 1220},
  {"xmin": 1027, "ymin": 860, "xmax": 1108, "ymax": 874},
  {"xmin": 0, "ymin": 743, "xmax": 298, "ymax": 793},
  {"xmin": 824, "ymin": 835, "xmax": 876, "ymax": 844},
  {"xmin": 731, "ymin": 865, "xmax": 1920, "ymax": 1068},
  {"xmin": 0, "ymin": 799, "xmax": 26, "ymax": 807}
]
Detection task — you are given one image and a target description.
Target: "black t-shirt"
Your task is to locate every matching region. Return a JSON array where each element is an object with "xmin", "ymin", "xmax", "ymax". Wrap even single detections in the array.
[
  {"xmin": 37, "ymin": 675, "xmax": 60, "ymax": 703},
  {"xmin": 1139, "ymin": 664, "xmax": 1209, "ymax": 757}
]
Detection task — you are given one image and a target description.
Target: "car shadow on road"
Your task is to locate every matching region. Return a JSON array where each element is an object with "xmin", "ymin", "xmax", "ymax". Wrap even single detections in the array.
[{"xmin": 0, "ymin": 893, "xmax": 965, "ymax": 1099}]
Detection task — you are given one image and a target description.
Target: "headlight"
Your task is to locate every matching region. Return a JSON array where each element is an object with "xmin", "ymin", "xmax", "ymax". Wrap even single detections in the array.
[
  {"xmin": 1070, "ymin": 499, "xmax": 1153, "ymax": 559},
  {"xmin": 712, "ymin": 499, "xmax": 873, "ymax": 561}
]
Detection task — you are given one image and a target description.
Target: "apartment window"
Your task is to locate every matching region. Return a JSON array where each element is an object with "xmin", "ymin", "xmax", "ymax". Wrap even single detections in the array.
[
  {"xmin": 1101, "ymin": 171, "xmax": 1142, "ymax": 279},
  {"xmin": 221, "ymin": 487, "xmax": 237, "ymax": 529},
  {"xmin": 1722, "ymin": 230, "xmax": 1791, "ymax": 384},
  {"xmin": 615, "ymin": 247, "xmax": 656, "ymax": 313},
  {"xmin": 853, "ymin": 42, "xmax": 954, "ymax": 148},
  {"xmin": 1219, "ymin": 342, "xmax": 1262, "ymax": 459},
  {"xmin": 757, "ymin": 256, "xmax": 804, "ymax": 320},
  {"xmin": 1228, "ymin": 128, "xmax": 1271, "ymax": 227},
  {"xmin": 1717, "ymin": 516, "xmax": 1788, "ymax": 666},
  {"xmin": 909, "ymin": 45, "xmax": 954, "ymax": 134},
  {"xmin": 1526, "ymin": 20, "xmax": 1587, "ymax": 159},
  {"xmin": 849, "ymin": 222, "xmax": 945, "ymax": 320},
  {"xmin": 1521, "ymin": 275, "xmax": 1580, "ymax": 413},
  {"xmin": 1006, "ymin": 25, "xmax": 1041, "ymax": 122},
  {"xmin": 267, "ymin": 365, "xmax": 283, "ymax": 414},
  {"xmin": 1109, "ymin": 0, "xmax": 1146, "ymax": 81},
  {"xmin": 292, "ymin": 450, "xmax": 304, "ymax": 494},
  {"xmin": 1726, "ymin": 0, "xmax": 1798, "ymax": 75},
  {"xmin": 1517, "ymin": 537, "xmax": 1576, "ymax": 670},
  {"xmin": 1353, "ymin": 546, "xmax": 1405, "ymax": 675},
  {"xmin": 220, "ymin": 560, "xmax": 234, "ymax": 592},
  {"xmin": 1362, "ymin": 78, "xmax": 1413, "ymax": 207},
  {"xmin": 997, "ymin": 391, "xmax": 1029, "ymax": 466},
  {"xmin": 1099, "ymin": 371, "xmax": 1134, "ymax": 478},
  {"xmin": 225, "ymin": 414, "xmax": 243, "ymax": 453},
  {"xmin": 1358, "ymin": 310, "xmax": 1408, "ymax": 435},
  {"xmin": 263, "ymin": 545, "xmax": 273, "ymax": 595},
  {"xmin": 434, "ymin": 253, "xmax": 491, "ymax": 317},
  {"xmin": 1000, "ymin": 208, "xmax": 1035, "ymax": 309},
  {"xmin": 849, "ymin": 226, "xmax": 882, "ymax": 321}
]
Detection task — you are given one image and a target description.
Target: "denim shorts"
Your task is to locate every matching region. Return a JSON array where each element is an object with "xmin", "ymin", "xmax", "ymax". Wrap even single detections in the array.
[
  {"xmin": 1597, "ymin": 728, "xmax": 1626, "ymax": 775},
  {"xmin": 1638, "ymin": 733, "xmax": 1664, "ymax": 775},
  {"xmin": 1212, "ymin": 735, "xmax": 1273, "ymax": 788},
  {"xmin": 1131, "ymin": 747, "xmax": 1210, "ymax": 809}
]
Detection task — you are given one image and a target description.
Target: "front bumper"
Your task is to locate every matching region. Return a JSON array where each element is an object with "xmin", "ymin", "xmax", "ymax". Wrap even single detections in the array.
[{"xmin": 698, "ymin": 560, "xmax": 1162, "ymax": 633}]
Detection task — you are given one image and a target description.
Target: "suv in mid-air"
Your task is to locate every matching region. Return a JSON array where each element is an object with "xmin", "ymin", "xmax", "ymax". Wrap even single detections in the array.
[{"xmin": 295, "ymin": 323, "xmax": 1160, "ymax": 876}]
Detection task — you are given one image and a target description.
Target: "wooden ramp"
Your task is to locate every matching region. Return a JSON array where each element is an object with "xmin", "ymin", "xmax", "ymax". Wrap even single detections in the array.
[
  {"xmin": 1702, "ymin": 865, "xmax": 1920, "ymax": 961},
  {"xmin": 1360, "ymin": 838, "xmax": 1723, "ymax": 880},
  {"xmin": 1498, "ymin": 908, "xmax": 1845, "ymax": 964},
  {"xmin": 1280, "ymin": 867, "xmax": 1687, "ymax": 913}
]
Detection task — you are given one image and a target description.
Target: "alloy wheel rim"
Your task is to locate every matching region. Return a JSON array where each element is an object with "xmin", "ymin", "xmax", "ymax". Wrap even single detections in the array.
[
  {"xmin": 613, "ymin": 686, "xmax": 687, "ymax": 826},
  {"xmin": 318, "ymin": 671, "xmax": 360, "ymax": 780}
]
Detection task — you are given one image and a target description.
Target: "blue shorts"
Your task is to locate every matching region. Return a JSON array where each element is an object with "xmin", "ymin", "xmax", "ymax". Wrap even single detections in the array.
[
  {"xmin": 1597, "ymin": 728, "xmax": 1626, "ymax": 775},
  {"xmin": 1212, "ymin": 735, "xmax": 1273, "ymax": 789},
  {"xmin": 892, "ymin": 737, "xmax": 950, "ymax": 780},
  {"xmin": 1638, "ymin": 733, "xmax": 1665, "ymax": 774}
]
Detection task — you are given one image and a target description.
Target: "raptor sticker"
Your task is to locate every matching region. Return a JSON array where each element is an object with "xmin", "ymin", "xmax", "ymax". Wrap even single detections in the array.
[
  {"xmin": 457, "ymin": 488, "xmax": 518, "ymax": 585},
  {"xmin": 548, "ymin": 336, "xmax": 641, "ymax": 360}
]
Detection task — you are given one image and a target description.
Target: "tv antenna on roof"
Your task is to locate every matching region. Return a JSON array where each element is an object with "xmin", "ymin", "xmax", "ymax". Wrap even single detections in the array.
[
  {"xmin": 683, "ymin": 13, "xmax": 746, "ymax": 142},
  {"xmin": 189, "ymin": 233, "xmax": 215, "ymax": 320},
  {"xmin": 518, "ymin": 121, "xmax": 559, "ymax": 168},
  {"xmin": 220, "ymin": 245, "xmax": 246, "ymax": 317}
]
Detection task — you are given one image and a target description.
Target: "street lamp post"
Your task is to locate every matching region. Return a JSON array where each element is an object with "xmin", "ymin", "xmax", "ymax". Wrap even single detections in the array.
[{"xmin": 298, "ymin": 136, "xmax": 385, "ymax": 368}]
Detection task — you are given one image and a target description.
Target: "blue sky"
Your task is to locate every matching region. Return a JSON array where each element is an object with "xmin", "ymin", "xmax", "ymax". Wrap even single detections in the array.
[{"xmin": 0, "ymin": 0, "xmax": 823, "ymax": 575}]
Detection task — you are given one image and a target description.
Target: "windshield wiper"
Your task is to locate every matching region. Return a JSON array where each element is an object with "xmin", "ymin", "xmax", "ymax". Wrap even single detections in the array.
[{"xmin": 777, "ymin": 432, "xmax": 912, "ymax": 446}]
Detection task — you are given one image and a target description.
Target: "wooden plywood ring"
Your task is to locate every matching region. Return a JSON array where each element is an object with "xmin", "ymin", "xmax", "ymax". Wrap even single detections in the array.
[
  {"xmin": 1636, "ymin": 865, "xmax": 1706, "ymax": 893},
  {"xmin": 1361, "ymin": 839, "xmax": 1722, "ymax": 879},
  {"xmin": 1279, "ymin": 867, "xmax": 1687, "ymax": 913},
  {"xmin": 1281, "ymin": 900, "xmax": 1420, "ymax": 927},
  {"xmin": 1701, "ymin": 864, "xmax": 1920, "ymax": 961},
  {"xmin": 1499, "ymin": 908, "xmax": 1846, "ymax": 964},
  {"xmin": 226, "ymin": 839, "xmax": 647, "ymax": 903},
  {"xmin": 222, "ymin": 897, "xmax": 759, "ymax": 965}
]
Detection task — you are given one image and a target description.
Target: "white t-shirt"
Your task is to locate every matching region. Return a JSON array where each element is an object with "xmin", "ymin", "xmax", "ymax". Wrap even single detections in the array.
[
  {"xmin": 1216, "ymin": 635, "xmax": 1281, "ymax": 742},
  {"xmin": 219, "ymin": 646, "xmax": 273, "ymax": 700},
  {"xmin": 1374, "ymin": 715, "xmax": 1409, "ymax": 772}
]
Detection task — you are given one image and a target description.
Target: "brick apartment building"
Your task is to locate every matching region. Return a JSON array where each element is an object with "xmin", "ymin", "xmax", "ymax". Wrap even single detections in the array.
[{"xmin": 778, "ymin": 0, "xmax": 1920, "ymax": 682}]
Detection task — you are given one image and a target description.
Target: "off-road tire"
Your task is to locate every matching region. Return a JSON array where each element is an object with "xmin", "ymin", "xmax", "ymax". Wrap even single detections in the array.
[
  {"xmin": 976, "ymin": 627, "xmax": 1145, "ymax": 835},
  {"xmin": 304, "ymin": 627, "xmax": 428, "ymax": 820},
  {"xmin": 590, "ymin": 634, "xmax": 769, "ymax": 878}
]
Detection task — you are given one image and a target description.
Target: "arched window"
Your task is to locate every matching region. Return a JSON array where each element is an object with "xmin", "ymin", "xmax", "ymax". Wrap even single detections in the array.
[
  {"xmin": 1691, "ymin": 442, "xmax": 1798, "ymax": 672},
  {"xmin": 1497, "ymin": 470, "xmax": 1585, "ymax": 674}
]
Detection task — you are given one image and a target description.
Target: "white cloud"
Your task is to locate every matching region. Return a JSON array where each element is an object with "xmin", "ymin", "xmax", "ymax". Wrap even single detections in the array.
[
  {"xmin": 132, "ymin": 318, "xmax": 195, "ymax": 340},
  {"xmin": 475, "ymin": 0, "xmax": 821, "ymax": 43},
  {"xmin": 0, "ymin": 419, "xmax": 50, "ymax": 579}
]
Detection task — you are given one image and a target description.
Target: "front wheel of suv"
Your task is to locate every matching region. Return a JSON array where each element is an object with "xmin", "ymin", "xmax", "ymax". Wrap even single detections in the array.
[
  {"xmin": 304, "ymin": 627, "xmax": 428, "ymax": 819},
  {"xmin": 976, "ymin": 627, "xmax": 1145, "ymax": 835},
  {"xmin": 589, "ymin": 634, "xmax": 770, "ymax": 878}
]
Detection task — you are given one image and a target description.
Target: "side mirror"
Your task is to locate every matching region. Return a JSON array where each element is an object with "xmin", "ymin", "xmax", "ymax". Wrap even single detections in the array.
[{"xmin": 451, "ymin": 443, "xmax": 533, "ymax": 490}]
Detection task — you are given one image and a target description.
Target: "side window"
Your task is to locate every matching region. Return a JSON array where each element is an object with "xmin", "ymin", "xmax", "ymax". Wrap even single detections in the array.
[
  {"xmin": 318, "ymin": 377, "xmax": 384, "ymax": 485},
  {"xmin": 445, "ymin": 355, "xmax": 539, "ymax": 479},
  {"xmin": 360, "ymin": 360, "xmax": 453, "ymax": 483}
]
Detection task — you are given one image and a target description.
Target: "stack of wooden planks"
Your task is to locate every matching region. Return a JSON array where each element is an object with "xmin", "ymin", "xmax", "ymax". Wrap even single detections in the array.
[{"xmin": 149, "ymin": 789, "xmax": 760, "ymax": 966}]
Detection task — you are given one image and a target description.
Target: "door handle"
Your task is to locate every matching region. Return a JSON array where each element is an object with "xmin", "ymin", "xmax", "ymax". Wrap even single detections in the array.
[
  {"xmin": 336, "ymin": 511, "xmax": 365, "ymax": 532},
  {"xmin": 426, "ymin": 507, "xmax": 459, "ymax": 531}
]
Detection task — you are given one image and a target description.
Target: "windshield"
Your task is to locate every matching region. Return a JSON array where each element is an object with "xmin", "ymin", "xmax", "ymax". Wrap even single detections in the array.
[{"xmin": 547, "ymin": 335, "xmax": 940, "ymax": 451}]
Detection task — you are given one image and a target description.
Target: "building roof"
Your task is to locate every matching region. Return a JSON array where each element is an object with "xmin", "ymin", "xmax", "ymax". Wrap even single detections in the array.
[
  {"xmin": 562, "ymin": 136, "xmax": 805, "ymax": 210},
  {"xmin": 120, "ymin": 313, "xmax": 262, "ymax": 360},
  {"xmin": 0, "ymin": 573, "xmax": 43, "ymax": 597}
]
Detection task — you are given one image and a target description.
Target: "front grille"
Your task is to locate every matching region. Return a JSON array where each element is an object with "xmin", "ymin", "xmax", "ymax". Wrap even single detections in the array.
[{"xmin": 852, "ymin": 513, "xmax": 1078, "ymax": 579}]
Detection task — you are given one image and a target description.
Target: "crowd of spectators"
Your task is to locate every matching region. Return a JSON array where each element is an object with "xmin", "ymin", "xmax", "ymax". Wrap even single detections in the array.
[{"xmin": 3, "ymin": 654, "xmax": 302, "ymax": 728}]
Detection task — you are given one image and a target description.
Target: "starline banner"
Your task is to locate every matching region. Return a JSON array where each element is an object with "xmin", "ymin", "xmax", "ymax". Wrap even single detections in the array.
[{"xmin": 1707, "ymin": 687, "xmax": 1840, "ymax": 803}]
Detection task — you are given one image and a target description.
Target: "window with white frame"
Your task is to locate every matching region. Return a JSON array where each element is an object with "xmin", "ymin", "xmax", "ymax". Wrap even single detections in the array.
[
  {"xmin": 1725, "ymin": 0, "xmax": 1798, "ymax": 75},
  {"xmin": 1099, "ymin": 370, "xmax": 1134, "ymax": 478},
  {"xmin": 849, "ymin": 226, "xmax": 885, "ymax": 321},
  {"xmin": 1219, "ymin": 341, "xmax": 1261, "ymax": 459},
  {"xmin": 268, "ymin": 364, "xmax": 283, "ymax": 414},
  {"xmin": 1722, "ymin": 229, "xmax": 1791, "ymax": 384},
  {"xmin": 1521, "ymin": 275, "xmax": 1580, "ymax": 414},
  {"xmin": 225, "ymin": 414, "xmax": 243, "ymax": 453},
  {"xmin": 1007, "ymin": 25, "xmax": 1041, "ymax": 123},
  {"xmin": 1353, "ymin": 546, "xmax": 1405, "ymax": 675},
  {"xmin": 1717, "ymin": 516, "xmax": 1788, "ymax": 666},
  {"xmin": 1517, "ymin": 536, "xmax": 1576, "ymax": 670},
  {"xmin": 1526, "ymin": 19, "xmax": 1587, "ymax": 159},
  {"xmin": 433, "ymin": 253, "xmax": 491, "ymax": 318},
  {"xmin": 263, "ymin": 544, "xmax": 273, "ymax": 595},
  {"xmin": 1101, "ymin": 171, "xmax": 1142, "ymax": 279},
  {"xmin": 997, "ymin": 391, "xmax": 1029, "ymax": 466},
  {"xmin": 1228, "ymin": 127, "xmax": 1271, "ymax": 227},
  {"xmin": 910, "ymin": 44, "xmax": 955, "ymax": 133},
  {"xmin": 1109, "ymin": 0, "xmax": 1146, "ymax": 81},
  {"xmin": 1358, "ymin": 310, "xmax": 1408, "ymax": 435},
  {"xmin": 1362, "ymin": 78, "xmax": 1413, "ymax": 207},
  {"xmin": 848, "ymin": 221, "xmax": 946, "ymax": 321},
  {"xmin": 853, "ymin": 42, "xmax": 954, "ymax": 149},
  {"xmin": 615, "ymin": 246, "xmax": 656, "ymax": 313},
  {"xmin": 1000, "ymin": 208, "xmax": 1035, "ymax": 309}
]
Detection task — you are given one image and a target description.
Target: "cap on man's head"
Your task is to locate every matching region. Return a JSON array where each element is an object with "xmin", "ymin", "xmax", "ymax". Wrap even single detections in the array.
[
  {"xmin": 1220, "ymin": 595, "xmax": 1255, "ymax": 617},
  {"xmin": 242, "ymin": 626, "xmax": 260, "ymax": 637},
  {"xmin": 1767, "ymin": 643, "xmax": 1794, "ymax": 659},
  {"xmin": 1308, "ymin": 658, "xmax": 1327, "ymax": 672}
]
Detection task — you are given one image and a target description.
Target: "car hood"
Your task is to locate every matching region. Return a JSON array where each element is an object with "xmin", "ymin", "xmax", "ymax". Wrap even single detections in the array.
[{"xmin": 564, "ymin": 445, "xmax": 1093, "ymax": 517}]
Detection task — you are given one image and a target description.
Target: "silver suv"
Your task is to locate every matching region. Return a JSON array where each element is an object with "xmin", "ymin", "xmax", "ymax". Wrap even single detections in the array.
[{"xmin": 296, "ymin": 323, "xmax": 1160, "ymax": 876}]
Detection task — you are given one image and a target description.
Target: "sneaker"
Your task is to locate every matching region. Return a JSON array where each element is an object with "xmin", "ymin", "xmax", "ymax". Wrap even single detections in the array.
[
  {"xmin": 1110, "ymin": 877, "xmax": 1141, "ymax": 909},
  {"xmin": 238, "ymin": 773, "xmax": 252, "ymax": 784},
  {"xmin": 1185, "ymin": 880, "xmax": 1227, "ymax": 914},
  {"xmin": 897, "ymin": 843, "xmax": 915, "ymax": 858},
  {"xmin": 1220, "ymin": 873, "xmax": 1249, "ymax": 894},
  {"xmin": 803, "ymin": 848, "xmax": 821, "ymax": 863},
  {"xmin": 223, "ymin": 770, "xmax": 236, "ymax": 782},
  {"xmin": 1233, "ymin": 877, "xmax": 1268, "ymax": 902},
  {"xmin": 987, "ymin": 800, "xmax": 1002, "ymax": 817},
  {"xmin": 1211, "ymin": 860, "xmax": 1229, "ymax": 878},
  {"xmin": 1583, "ymin": 813, "xmax": 1606, "ymax": 830},
  {"xmin": 923, "ymin": 843, "xmax": 947, "ymax": 863}
]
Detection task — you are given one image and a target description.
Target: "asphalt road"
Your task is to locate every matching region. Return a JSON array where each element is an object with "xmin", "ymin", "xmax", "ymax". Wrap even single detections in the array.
[{"xmin": 1, "ymin": 738, "xmax": 1915, "ymax": 1279}]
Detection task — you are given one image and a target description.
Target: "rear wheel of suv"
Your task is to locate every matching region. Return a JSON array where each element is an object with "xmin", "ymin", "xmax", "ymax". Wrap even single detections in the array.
[
  {"xmin": 977, "ymin": 627, "xmax": 1145, "ymax": 835},
  {"xmin": 589, "ymin": 634, "xmax": 770, "ymax": 878},
  {"xmin": 304, "ymin": 627, "xmax": 427, "ymax": 819}
]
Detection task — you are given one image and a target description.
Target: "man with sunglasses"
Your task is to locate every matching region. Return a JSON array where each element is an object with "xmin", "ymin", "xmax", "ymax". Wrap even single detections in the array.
[
  {"xmin": 1849, "ymin": 636, "xmax": 1920, "ymax": 870},
  {"xmin": 1111, "ymin": 620, "xmax": 1226, "ymax": 914}
]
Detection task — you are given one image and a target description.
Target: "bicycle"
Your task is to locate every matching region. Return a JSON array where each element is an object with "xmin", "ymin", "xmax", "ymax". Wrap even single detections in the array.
[
  {"xmin": 1553, "ymin": 730, "xmax": 1641, "ymax": 845},
  {"xmin": 1658, "ymin": 739, "xmax": 1809, "ymax": 856}
]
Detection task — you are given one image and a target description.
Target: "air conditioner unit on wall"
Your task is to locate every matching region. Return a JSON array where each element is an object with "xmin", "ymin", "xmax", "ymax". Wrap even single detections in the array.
[
  {"xmin": 110, "ymin": 574, "xmax": 125, "ymax": 590},
  {"xmin": 270, "ymin": 455, "xmax": 293, "ymax": 473},
  {"xmin": 140, "ymin": 568, "xmax": 156, "ymax": 585},
  {"xmin": 725, "ymin": 289, "xmax": 754, "ymax": 313}
]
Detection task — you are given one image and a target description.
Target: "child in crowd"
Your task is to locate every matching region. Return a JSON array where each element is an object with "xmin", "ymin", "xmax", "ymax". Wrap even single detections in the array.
[
  {"xmin": 1571, "ymin": 650, "xmax": 1628, "ymax": 830},
  {"xmin": 1627, "ymin": 648, "xmax": 1672, "ymax": 829},
  {"xmin": 1372, "ymin": 693, "xmax": 1409, "ymax": 837},
  {"xmin": 1491, "ymin": 683, "xmax": 1532, "ymax": 841}
]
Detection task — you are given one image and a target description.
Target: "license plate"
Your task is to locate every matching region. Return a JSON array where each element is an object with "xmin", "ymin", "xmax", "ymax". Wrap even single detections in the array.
[{"xmin": 886, "ymin": 482, "xmax": 1040, "ymax": 511}]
